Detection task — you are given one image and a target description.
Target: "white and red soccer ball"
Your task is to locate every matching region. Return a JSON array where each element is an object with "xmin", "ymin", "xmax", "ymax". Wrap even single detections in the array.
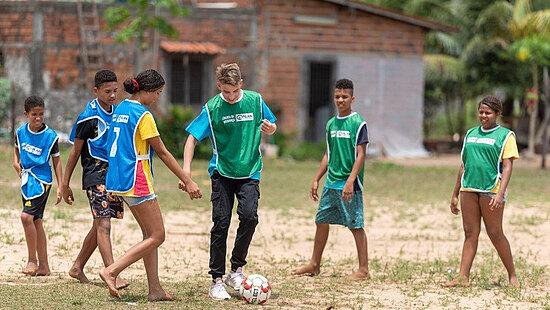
[{"xmin": 239, "ymin": 274, "xmax": 271, "ymax": 304}]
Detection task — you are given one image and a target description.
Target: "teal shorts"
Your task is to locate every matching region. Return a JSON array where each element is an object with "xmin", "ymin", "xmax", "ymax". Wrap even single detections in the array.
[{"xmin": 315, "ymin": 188, "xmax": 364, "ymax": 229}]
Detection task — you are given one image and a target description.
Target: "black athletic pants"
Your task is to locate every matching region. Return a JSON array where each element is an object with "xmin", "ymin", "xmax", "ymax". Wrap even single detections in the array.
[{"xmin": 209, "ymin": 171, "xmax": 259, "ymax": 279}]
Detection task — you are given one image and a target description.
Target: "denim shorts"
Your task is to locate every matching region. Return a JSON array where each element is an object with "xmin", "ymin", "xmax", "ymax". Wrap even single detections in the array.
[
  {"xmin": 479, "ymin": 192, "xmax": 507, "ymax": 202},
  {"xmin": 121, "ymin": 194, "xmax": 157, "ymax": 207},
  {"xmin": 462, "ymin": 191, "xmax": 507, "ymax": 202}
]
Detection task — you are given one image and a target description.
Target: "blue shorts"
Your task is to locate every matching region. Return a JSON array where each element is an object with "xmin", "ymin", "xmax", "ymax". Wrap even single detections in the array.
[
  {"xmin": 315, "ymin": 188, "xmax": 364, "ymax": 229},
  {"xmin": 121, "ymin": 194, "xmax": 157, "ymax": 207}
]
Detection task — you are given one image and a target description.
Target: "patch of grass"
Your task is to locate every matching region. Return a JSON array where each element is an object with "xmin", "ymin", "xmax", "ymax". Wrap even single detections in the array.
[
  {"xmin": 509, "ymin": 214, "xmax": 548, "ymax": 226},
  {"xmin": 0, "ymin": 231, "xmax": 16, "ymax": 245}
]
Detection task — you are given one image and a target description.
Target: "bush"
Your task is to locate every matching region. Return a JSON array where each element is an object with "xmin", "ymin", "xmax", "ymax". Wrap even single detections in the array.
[
  {"xmin": 156, "ymin": 105, "xmax": 213, "ymax": 159},
  {"xmin": 282, "ymin": 141, "xmax": 326, "ymax": 161}
]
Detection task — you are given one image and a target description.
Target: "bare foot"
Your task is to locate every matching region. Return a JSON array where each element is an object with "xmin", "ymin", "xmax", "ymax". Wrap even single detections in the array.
[
  {"xmin": 69, "ymin": 266, "xmax": 90, "ymax": 284},
  {"xmin": 115, "ymin": 276, "xmax": 130, "ymax": 290},
  {"xmin": 509, "ymin": 276, "xmax": 520, "ymax": 287},
  {"xmin": 443, "ymin": 278, "xmax": 470, "ymax": 287},
  {"xmin": 35, "ymin": 267, "xmax": 51, "ymax": 276},
  {"xmin": 347, "ymin": 270, "xmax": 369, "ymax": 280},
  {"xmin": 291, "ymin": 263, "xmax": 320, "ymax": 276},
  {"xmin": 148, "ymin": 291, "xmax": 181, "ymax": 302},
  {"xmin": 22, "ymin": 261, "xmax": 38, "ymax": 275},
  {"xmin": 99, "ymin": 268, "xmax": 120, "ymax": 299}
]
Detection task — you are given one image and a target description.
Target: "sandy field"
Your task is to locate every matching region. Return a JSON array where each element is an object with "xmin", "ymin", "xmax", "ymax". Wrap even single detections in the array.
[{"xmin": 0, "ymin": 155, "xmax": 549, "ymax": 309}]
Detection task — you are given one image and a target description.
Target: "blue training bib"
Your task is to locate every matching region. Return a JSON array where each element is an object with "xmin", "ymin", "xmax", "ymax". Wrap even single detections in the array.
[
  {"xmin": 105, "ymin": 99, "xmax": 153, "ymax": 194},
  {"xmin": 17, "ymin": 124, "xmax": 58, "ymax": 199},
  {"xmin": 69, "ymin": 98, "xmax": 116, "ymax": 162}
]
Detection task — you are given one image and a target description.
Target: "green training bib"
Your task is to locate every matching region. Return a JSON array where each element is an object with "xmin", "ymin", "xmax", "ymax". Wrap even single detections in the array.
[
  {"xmin": 326, "ymin": 112, "xmax": 367, "ymax": 189},
  {"xmin": 206, "ymin": 90, "xmax": 263, "ymax": 178},
  {"xmin": 461, "ymin": 125, "xmax": 513, "ymax": 192}
]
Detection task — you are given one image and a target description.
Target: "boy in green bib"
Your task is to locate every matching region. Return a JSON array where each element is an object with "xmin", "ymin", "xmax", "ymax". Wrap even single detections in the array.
[
  {"xmin": 292, "ymin": 79, "xmax": 369, "ymax": 280},
  {"xmin": 183, "ymin": 63, "xmax": 277, "ymax": 300},
  {"xmin": 446, "ymin": 96, "xmax": 519, "ymax": 287}
]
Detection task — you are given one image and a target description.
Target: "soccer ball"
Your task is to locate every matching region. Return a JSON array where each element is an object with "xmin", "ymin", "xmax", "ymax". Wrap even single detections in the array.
[{"xmin": 239, "ymin": 274, "xmax": 271, "ymax": 304}]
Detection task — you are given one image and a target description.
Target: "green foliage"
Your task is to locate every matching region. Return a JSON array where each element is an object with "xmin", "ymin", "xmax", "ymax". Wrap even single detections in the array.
[
  {"xmin": 156, "ymin": 105, "xmax": 194, "ymax": 157},
  {"xmin": 509, "ymin": 35, "xmax": 550, "ymax": 65},
  {"xmin": 282, "ymin": 141, "xmax": 326, "ymax": 161},
  {"xmin": 156, "ymin": 105, "xmax": 213, "ymax": 159},
  {"xmin": 0, "ymin": 79, "xmax": 11, "ymax": 125},
  {"xmin": 104, "ymin": 0, "xmax": 188, "ymax": 47}
]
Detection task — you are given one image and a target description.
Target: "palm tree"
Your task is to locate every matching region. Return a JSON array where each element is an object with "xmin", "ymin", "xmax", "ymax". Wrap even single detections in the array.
[{"xmin": 475, "ymin": 0, "xmax": 550, "ymax": 156}]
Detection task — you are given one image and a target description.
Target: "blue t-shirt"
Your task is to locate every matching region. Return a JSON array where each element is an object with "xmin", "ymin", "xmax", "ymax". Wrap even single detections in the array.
[{"xmin": 186, "ymin": 92, "xmax": 277, "ymax": 180}]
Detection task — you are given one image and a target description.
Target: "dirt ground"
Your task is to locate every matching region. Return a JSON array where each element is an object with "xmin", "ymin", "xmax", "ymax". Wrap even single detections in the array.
[
  {"xmin": 0, "ymin": 155, "xmax": 549, "ymax": 309},
  {"xmin": 381, "ymin": 153, "xmax": 550, "ymax": 168}
]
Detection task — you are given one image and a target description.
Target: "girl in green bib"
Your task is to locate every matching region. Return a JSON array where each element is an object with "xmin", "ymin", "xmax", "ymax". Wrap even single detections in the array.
[{"xmin": 446, "ymin": 96, "xmax": 519, "ymax": 287}]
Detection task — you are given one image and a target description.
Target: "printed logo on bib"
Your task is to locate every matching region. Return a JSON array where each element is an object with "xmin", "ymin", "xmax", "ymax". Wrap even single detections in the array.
[
  {"xmin": 222, "ymin": 113, "xmax": 254, "ymax": 124},
  {"xmin": 21, "ymin": 143, "xmax": 43, "ymax": 156},
  {"xmin": 236, "ymin": 113, "xmax": 254, "ymax": 122},
  {"xmin": 331, "ymin": 130, "xmax": 351, "ymax": 139},
  {"xmin": 467, "ymin": 137, "xmax": 495, "ymax": 145},
  {"xmin": 115, "ymin": 115, "xmax": 129, "ymax": 123}
]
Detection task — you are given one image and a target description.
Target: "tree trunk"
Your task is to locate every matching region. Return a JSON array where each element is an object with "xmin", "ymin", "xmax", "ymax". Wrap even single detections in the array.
[
  {"xmin": 444, "ymin": 97, "xmax": 455, "ymax": 136},
  {"xmin": 134, "ymin": 39, "xmax": 143, "ymax": 75},
  {"xmin": 457, "ymin": 92, "xmax": 466, "ymax": 137},
  {"xmin": 527, "ymin": 64, "xmax": 539, "ymax": 157},
  {"xmin": 541, "ymin": 66, "xmax": 550, "ymax": 168}
]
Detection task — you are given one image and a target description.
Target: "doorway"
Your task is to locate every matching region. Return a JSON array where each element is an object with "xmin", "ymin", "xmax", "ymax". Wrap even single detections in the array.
[{"xmin": 305, "ymin": 61, "xmax": 335, "ymax": 142}]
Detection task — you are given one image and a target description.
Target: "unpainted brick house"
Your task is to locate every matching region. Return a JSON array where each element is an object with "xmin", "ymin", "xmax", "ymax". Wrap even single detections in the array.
[{"xmin": 0, "ymin": 0, "xmax": 454, "ymax": 156}]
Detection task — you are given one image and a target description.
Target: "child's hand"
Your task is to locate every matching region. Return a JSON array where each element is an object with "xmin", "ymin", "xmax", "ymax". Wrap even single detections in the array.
[
  {"xmin": 310, "ymin": 180, "xmax": 319, "ymax": 201},
  {"xmin": 185, "ymin": 180, "xmax": 202, "ymax": 200},
  {"xmin": 489, "ymin": 193, "xmax": 504, "ymax": 211},
  {"xmin": 55, "ymin": 187, "xmax": 62, "ymax": 205},
  {"xmin": 261, "ymin": 119, "xmax": 276, "ymax": 135},
  {"xmin": 450, "ymin": 196, "xmax": 460, "ymax": 215},
  {"xmin": 62, "ymin": 184, "xmax": 74, "ymax": 205},
  {"xmin": 178, "ymin": 180, "xmax": 187, "ymax": 192},
  {"xmin": 342, "ymin": 181, "xmax": 353, "ymax": 202}
]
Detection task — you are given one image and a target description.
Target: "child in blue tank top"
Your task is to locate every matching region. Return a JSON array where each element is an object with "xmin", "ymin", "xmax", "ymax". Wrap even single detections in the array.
[{"xmin": 13, "ymin": 96, "xmax": 63, "ymax": 276}]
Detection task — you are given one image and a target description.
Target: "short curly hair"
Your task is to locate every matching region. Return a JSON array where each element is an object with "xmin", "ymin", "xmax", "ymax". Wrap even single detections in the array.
[
  {"xmin": 24, "ymin": 96, "xmax": 45, "ymax": 112},
  {"xmin": 94, "ymin": 70, "xmax": 117, "ymax": 88},
  {"xmin": 335, "ymin": 78, "xmax": 353, "ymax": 95}
]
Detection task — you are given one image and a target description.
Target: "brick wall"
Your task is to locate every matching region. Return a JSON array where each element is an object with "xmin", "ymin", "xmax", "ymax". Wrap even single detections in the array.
[
  {"xmin": 0, "ymin": 0, "xmax": 428, "ymax": 143},
  {"xmin": 254, "ymin": 0, "xmax": 425, "ymax": 134}
]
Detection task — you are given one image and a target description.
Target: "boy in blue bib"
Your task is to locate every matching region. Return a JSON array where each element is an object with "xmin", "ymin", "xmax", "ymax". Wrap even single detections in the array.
[
  {"xmin": 13, "ymin": 96, "xmax": 62, "ymax": 276},
  {"xmin": 62, "ymin": 70, "xmax": 128, "ymax": 289}
]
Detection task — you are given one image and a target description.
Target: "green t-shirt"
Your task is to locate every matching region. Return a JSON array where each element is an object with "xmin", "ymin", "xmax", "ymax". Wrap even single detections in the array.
[
  {"xmin": 325, "ymin": 112, "xmax": 368, "ymax": 190},
  {"xmin": 206, "ymin": 90, "xmax": 263, "ymax": 178},
  {"xmin": 461, "ymin": 125, "xmax": 513, "ymax": 192}
]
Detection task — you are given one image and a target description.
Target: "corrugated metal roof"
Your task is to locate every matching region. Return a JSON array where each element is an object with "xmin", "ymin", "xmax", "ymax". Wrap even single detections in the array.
[{"xmin": 160, "ymin": 41, "xmax": 226, "ymax": 54}]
